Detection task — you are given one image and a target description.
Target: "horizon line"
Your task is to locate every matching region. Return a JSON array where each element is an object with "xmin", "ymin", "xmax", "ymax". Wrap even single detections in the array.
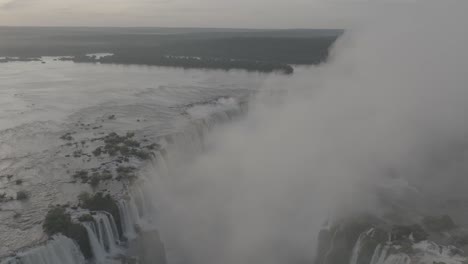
[{"xmin": 0, "ymin": 25, "xmax": 344, "ymax": 31}]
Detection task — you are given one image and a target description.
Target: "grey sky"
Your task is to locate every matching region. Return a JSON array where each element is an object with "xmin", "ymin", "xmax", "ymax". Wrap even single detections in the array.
[{"xmin": 0, "ymin": 0, "xmax": 413, "ymax": 28}]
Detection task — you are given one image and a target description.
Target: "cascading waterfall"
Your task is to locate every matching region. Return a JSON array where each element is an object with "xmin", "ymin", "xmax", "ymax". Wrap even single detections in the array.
[
  {"xmin": 134, "ymin": 187, "xmax": 152, "ymax": 220},
  {"xmin": 96, "ymin": 212, "xmax": 120, "ymax": 253},
  {"xmin": 370, "ymin": 244, "xmax": 383, "ymax": 264},
  {"xmin": 349, "ymin": 228, "xmax": 379, "ymax": 264},
  {"xmin": 112, "ymin": 104, "xmax": 246, "ymax": 264},
  {"xmin": 373, "ymin": 245, "xmax": 390, "ymax": 264},
  {"xmin": 0, "ymin": 101, "xmax": 245, "ymax": 264},
  {"xmin": 162, "ymin": 102, "xmax": 244, "ymax": 170},
  {"xmin": 349, "ymin": 232, "xmax": 367, "ymax": 264},
  {"xmin": 81, "ymin": 211, "xmax": 121, "ymax": 263},
  {"xmin": 118, "ymin": 198, "xmax": 141, "ymax": 240},
  {"xmin": 0, "ymin": 235, "xmax": 85, "ymax": 264},
  {"xmin": 322, "ymin": 228, "xmax": 340, "ymax": 264},
  {"xmin": 83, "ymin": 223, "xmax": 107, "ymax": 263}
]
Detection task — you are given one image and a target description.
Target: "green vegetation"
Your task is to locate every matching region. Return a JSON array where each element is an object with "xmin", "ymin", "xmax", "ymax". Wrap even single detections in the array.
[
  {"xmin": 42, "ymin": 207, "xmax": 92, "ymax": 259},
  {"xmin": 43, "ymin": 207, "xmax": 73, "ymax": 236},
  {"xmin": 16, "ymin": 191, "xmax": 29, "ymax": 201},
  {"xmin": 60, "ymin": 133, "xmax": 74, "ymax": 141},
  {"xmin": 89, "ymin": 175, "xmax": 100, "ymax": 187},
  {"xmin": 89, "ymin": 170, "xmax": 112, "ymax": 188},
  {"xmin": 0, "ymin": 27, "xmax": 340, "ymax": 61},
  {"xmin": 97, "ymin": 132, "xmax": 152, "ymax": 160},
  {"xmin": 70, "ymin": 132, "xmax": 156, "ymax": 186},
  {"xmin": 161, "ymin": 36, "xmax": 337, "ymax": 64},
  {"xmin": 0, "ymin": 192, "xmax": 10, "ymax": 202},
  {"xmin": 92, "ymin": 147, "xmax": 102, "ymax": 156},
  {"xmin": 71, "ymin": 55, "xmax": 294, "ymax": 74},
  {"xmin": 146, "ymin": 143, "xmax": 159, "ymax": 150},
  {"xmin": 78, "ymin": 214, "xmax": 94, "ymax": 223},
  {"xmin": 73, "ymin": 150, "xmax": 83, "ymax": 158},
  {"xmin": 79, "ymin": 192, "xmax": 122, "ymax": 237},
  {"xmin": 73, "ymin": 170, "xmax": 89, "ymax": 183},
  {"xmin": 78, "ymin": 191, "xmax": 91, "ymax": 203},
  {"xmin": 0, "ymin": 28, "xmax": 341, "ymax": 74},
  {"xmin": 116, "ymin": 166, "xmax": 137, "ymax": 181}
]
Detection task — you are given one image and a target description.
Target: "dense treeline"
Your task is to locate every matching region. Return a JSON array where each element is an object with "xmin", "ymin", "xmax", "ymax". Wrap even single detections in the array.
[
  {"xmin": 0, "ymin": 27, "xmax": 340, "ymax": 60},
  {"xmin": 0, "ymin": 27, "xmax": 341, "ymax": 73},
  {"xmin": 65, "ymin": 54, "xmax": 294, "ymax": 74},
  {"xmin": 158, "ymin": 37, "xmax": 337, "ymax": 65}
]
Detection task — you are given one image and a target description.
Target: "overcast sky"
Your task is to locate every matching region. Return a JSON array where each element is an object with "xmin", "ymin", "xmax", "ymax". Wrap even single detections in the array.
[{"xmin": 0, "ymin": 0, "xmax": 415, "ymax": 28}]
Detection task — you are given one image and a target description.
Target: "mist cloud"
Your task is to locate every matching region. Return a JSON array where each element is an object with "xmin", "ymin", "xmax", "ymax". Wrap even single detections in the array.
[{"xmin": 142, "ymin": 1, "xmax": 468, "ymax": 264}]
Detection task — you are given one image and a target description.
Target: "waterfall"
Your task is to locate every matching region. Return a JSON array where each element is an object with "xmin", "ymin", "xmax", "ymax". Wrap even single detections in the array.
[
  {"xmin": 322, "ymin": 228, "xmax": 340, "ymax": 264},
  {"xmin": 115, "ymin": 106, "xmax": 245, "ymax": 264},
  {"xmin": 131, "ymin": 184, "xmax": 159, "ymax": 229},
  {"xmin": 83, "ymin": 223, "xmax": 107, "ymax": 263},
  {"xmin": 155, "ymin": 151, "xmax": 170, "ymax": 179},
  {"xmin": 110, "ymin": 104, "xmax": 245, "ymax": 264},
  {"xmin": 94, "ymin": 213, "xmax": 119, "ymax": 254},
  {"xmin": 370, "ymin": 244, "xmax": 383, "ymax": 264},
  {"xmin": 81, "ymin": 211, "xmax": 122, "ymax": 263},
  {"xmin": 349, "ymin": 232, "xmax": 366, "ymax": 264},
  {"xmin": 373, "ymin": 245, "xmax": 390, "ymax": 264},
  {"xmin": 134, "ymin": 186, "xmax": 151, "ymax": 220},
  {"xmin": 0, "ymin": 235, "xmax": 85, "ymax": 264},
  {"xmin": 118, "ymin": 199, "xmax": 140, "ymax": 240},
  {"xmin": 161, "ymin": 103, "xmax": 243, "ymax": 171},
  {"xmin": 0, "ymin": 96, "xmax": 247, "ymax": 264}
]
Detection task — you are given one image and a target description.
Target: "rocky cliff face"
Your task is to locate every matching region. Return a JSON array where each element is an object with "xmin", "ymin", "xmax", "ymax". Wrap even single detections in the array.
[{"xmin": 315, "ymin": 214, "xmax": 468, "ymax": 264}]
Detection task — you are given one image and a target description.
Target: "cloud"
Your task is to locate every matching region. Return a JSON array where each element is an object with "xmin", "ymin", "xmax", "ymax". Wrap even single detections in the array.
[
  {"xmin": 0, "ymin": 0, "xmax": 440, "ymax": 30},
  {"xmin": 0, "ymin": 0, "xmax": 385, "ymax": 27},
  {"xmin": 0, "ymin": 0, "xmax": 32, "ymax": 9}
]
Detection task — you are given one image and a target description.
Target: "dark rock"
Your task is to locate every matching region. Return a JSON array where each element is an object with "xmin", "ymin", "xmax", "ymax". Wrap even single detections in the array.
[
  {"xmin": 449, "ymin": 233, "xmax": 468, "ymax": 247},
  {"xmin": 315, "ymin": 221, "xmax": 373, "ymax": 264},
  {"xmin": 422, "ymin": 215, "xmax": 456, "ymax": 232},
  {"xmin": 392, "ymin": 224, "xmax": 428, "ymax": 242},
  {"xmin": 314, "ymin": 228, "xmax": 333, "ymax": 264}
]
